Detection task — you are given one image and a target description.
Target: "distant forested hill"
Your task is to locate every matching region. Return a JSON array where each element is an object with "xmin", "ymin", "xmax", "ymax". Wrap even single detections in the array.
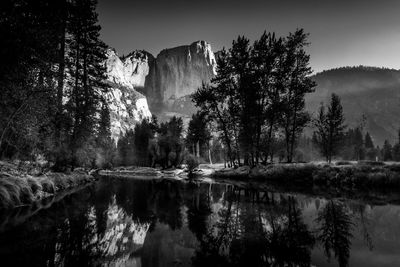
[{"xmin": 307, "ymin": 66, "xmax": 400, "ymax": 146}]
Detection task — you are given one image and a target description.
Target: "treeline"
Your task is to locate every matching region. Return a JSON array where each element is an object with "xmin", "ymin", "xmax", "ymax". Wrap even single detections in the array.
[
  {"xmin": 0, "ymin": 0, "xmax": 111, "ymax": 170},
  {"xmin": 115, "ymin": 113, "xmax": 225, "ymax": 168},
  {"xmin": 192, "ymin": 29, "xmax": 316, "ymax": 166},
  {"xmin": 311, "ymin": 93, "xmax": 400, "ymax": 162},
  {"xmin": 116, "ymin": 116, "xmax": 184, "ymax": 168}
]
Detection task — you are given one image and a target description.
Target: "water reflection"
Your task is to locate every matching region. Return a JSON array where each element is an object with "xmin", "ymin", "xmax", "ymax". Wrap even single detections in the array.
[
  {"xmin": 0, "ymin": 177, "xmax": 400, "ymax": 266},
  {"xmin": 316, "ymin": 200, "xmax": 354, "ymax": 267}
]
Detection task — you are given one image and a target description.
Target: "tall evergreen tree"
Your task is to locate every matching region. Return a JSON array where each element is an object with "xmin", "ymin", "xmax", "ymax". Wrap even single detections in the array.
[
  {"xmin": 67, "ymin": 0, "xmax": 109, "ymax": 167},
  {"xmin": 364, "ymin": 132, "xmax": 374, "ymax": 149},
  {"xmin": 382, "ymin": 140, "xmax": 393, "ymax": 161},
  {"xmin": 313, "ymin": 94, "xmax": 346, "ymax": 163},
  {"xmin": 353, "ymin": 128, "xmax": 365, "ymax": 160},
  {"xmin": 96, "ymin": 99, "xmax": 115, "ymax": 168}
]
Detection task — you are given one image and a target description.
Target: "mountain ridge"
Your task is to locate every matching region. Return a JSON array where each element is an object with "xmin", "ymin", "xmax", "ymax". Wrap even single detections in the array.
[{"xmin": 307, "ymin": 65, "xmax": 400, "ymax": 146}]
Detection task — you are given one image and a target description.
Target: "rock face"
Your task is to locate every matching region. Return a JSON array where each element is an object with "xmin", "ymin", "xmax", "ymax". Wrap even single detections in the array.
[
  {"xmin": 105, "ymin": 49, "xmax": 152, "ymax": 140},
  {"xmin": 106, "ymin": 49, "xmax": 154, "ymax": 89},
  {"xmin": 104, "ymin": 41, "xmax": 216, "ymax": 130},
  {"xmin": 143, "ymin": 41, "xmax": 217, "ymax": 114}
]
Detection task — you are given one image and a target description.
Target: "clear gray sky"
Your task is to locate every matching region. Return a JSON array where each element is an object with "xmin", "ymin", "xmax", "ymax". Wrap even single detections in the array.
[{"xmin": 98, "ymin": 0, "xmax": 400, "ymax": 73}]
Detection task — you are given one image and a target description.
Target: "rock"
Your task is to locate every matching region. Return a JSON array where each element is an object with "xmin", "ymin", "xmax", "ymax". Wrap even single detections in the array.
[
  {"xmin": 144, "ymin": 41, "xmax": 217, "ymax": 114},
  {"xmin": 105, "ymin": 49, "xmax": 152, "ymax": 141},
  {"xmin": 104, "ymin": 41, "xmax": 217, "ymax": 125},
  {"xmin": 106, "ymin": 49, "xmax": 154, "ymax": 90}
]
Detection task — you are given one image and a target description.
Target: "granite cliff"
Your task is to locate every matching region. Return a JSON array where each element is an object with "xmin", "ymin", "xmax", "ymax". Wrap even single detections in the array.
[
  {"xmin": 105, "ymin": 49, "xmax": 152, "ymax": 140},
  {"xmin": 143, "ymin": 41, "xmax": 217, "ymax": 114}
]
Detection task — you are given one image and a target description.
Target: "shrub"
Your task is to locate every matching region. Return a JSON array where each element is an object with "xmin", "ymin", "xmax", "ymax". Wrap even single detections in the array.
[
  {"xmin": 27, "ymin": 176, "xmax": 42, "ymax": 194},
  {"xmin": 39, "ymin": 178, "xmax": 55, "ymax": 194},
  {"xmin": 335, "ymin": 161, "xmax": 353, "ymax": 166},
  {"xmin": 186, "ymin": 155, "xmax": 199, "ymax": 176},
  {"xmin": 0, "ymin": 187, "xmax": 13, "ymax": 209},
  {"xmin": 357, "ymin": 160, "xmax": 385, "ymax": 166},
  {"xmin": 0, "ymin": 177, "xmax": 35, "ymax": 208}
]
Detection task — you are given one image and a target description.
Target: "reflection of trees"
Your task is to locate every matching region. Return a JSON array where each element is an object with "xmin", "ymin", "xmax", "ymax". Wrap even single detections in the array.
[
  {"xmin": 186, "ymin": 183, "xmax": 212, "ymax": 239},
  {"xmin": 348, "ymin": 202, "xmax": 373, "ymax": 250},
  {"xmin": 316, "ymin": 200, "xmax": 354, "ymax": 267},
  {"xmin": 266, "ymin": 196, "xmax": 315, "ymax": 266},
  {"xmin": 153, "ymin": 180, "xmax": 183, "ymax": 230},
  {"xmin": 192, "ymin": 189, "xmax": 315, "ymax": 267},
  {"xmin": 1, "ymin": 178, "xmax": 369, "ymax": 267}
]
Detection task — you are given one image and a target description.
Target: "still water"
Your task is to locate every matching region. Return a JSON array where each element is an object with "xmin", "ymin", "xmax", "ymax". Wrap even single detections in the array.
[{"xmin": 1, "ymin": 176, "xmax": 400, "ymax": 267}]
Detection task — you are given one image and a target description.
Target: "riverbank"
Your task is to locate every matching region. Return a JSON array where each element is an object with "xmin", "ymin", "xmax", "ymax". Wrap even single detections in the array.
[
  {"xmin": 213, "ymin": 161, "xmax": 400, "ymax": 190},
  {"xmin": 98, "ymin": 161, "xmax": 400, "ymax": 192},
  {"xmin": 0, "ymin": 161, "xmax": 96, "ymax": 209},
  {"xmin": 99, "ymin": 164, "xmax": 217, "ymax": 179}
]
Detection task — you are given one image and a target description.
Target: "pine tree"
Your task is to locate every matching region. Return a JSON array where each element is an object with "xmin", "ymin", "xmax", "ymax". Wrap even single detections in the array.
[
  {"xmin": 313, "ymin": 94, "xmax": 346, "ymax": 163},
  {"xmin": 364, "ymin": 132, "xmax": 374, "ymax": 149},
  {"xmin": 382, "ymin": 140, "xmax": 393, "ymax": 161},
  {"xmin": 312, "ymin": 104, "xmax": 329, "ymax": 161},
  {"xmin": 96, "ymin": 99, "xmax": 115, "ymax": 168},
  {"xmin": 353, "ymin": 128, "xmax": 365, "ymax": 160},
  {"xmin": 67, "ymin": 0, "xmax": 109, "ymax": 167}
]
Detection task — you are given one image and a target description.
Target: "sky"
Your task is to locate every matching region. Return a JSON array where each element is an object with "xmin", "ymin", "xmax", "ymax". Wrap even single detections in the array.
[{"xmin": 97, "ymin": 0, "xmax": 400, "ymax": 73}]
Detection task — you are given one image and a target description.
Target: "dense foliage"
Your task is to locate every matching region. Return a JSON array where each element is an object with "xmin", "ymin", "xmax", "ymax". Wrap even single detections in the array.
[
  {"xmin": 192, "ymin": 29, "xmax": 316, "ymax": 165},
  {"xmin": 0, "ymin": 0, "xmax": 111, "ymax": 170}
]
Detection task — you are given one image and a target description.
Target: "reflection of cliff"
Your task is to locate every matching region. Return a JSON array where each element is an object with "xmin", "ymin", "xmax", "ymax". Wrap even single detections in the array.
[{"xmin": 87, "ymin": 196, "xmax": 151, "ymax": 266}]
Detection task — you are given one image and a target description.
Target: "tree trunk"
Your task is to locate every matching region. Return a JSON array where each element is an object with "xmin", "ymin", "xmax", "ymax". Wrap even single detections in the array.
[{"xmin": 55, "ymin": 1, "xmax": 66, "ymax": 147}]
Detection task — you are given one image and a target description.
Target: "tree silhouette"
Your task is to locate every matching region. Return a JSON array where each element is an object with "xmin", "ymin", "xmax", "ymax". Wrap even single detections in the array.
[
  {"xmin": 313, "ymin": 93, "xmax": 346, "ymax": 163},
  {"xmin": 316, "ymin": 200, "xmax": 354, "ymax": 267}
]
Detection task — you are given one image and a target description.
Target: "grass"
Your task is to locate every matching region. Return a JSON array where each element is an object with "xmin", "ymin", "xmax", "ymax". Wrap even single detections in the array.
[
  {"xmin": 0, "ymin": 161, "xmax": 94, "ymax": 209},
  {"xmin": 313, "ymin": 164, "xmax": 400, "ymax": 189},
  {"xmin": 213, "ymin": 161, "xmax": 400, "ymax": 191}
]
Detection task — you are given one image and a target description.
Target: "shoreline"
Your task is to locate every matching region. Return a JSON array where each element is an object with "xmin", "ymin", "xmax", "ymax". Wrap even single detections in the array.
[
  {"xmin": 3, "ymin": 160, "xmax": 400, "ymax": 210},
  {"xmin": 0, "ymin": 161, "xmax": 97, "ymax": 210}
]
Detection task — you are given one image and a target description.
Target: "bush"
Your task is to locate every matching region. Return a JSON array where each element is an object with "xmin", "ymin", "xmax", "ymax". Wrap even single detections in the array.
[
  {"xmin": 335, "ymin": 161, "xmax": 353, "ymax": 166},
  {"xmin": 357, "ymin": 160, "xmax": 385, "ymax": 166},
  {"xmin": 0, "ymin": 177, "xmax": 35, "ymax": 209},
  {"xmin": 186, "ymin": 155, "xmax": 199, "ymax": 175}
]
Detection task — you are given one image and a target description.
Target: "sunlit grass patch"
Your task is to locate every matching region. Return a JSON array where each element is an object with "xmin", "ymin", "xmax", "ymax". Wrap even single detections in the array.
[{"xmin": 0, "ymin": 161, "xmax": 94, "ymax": 210}]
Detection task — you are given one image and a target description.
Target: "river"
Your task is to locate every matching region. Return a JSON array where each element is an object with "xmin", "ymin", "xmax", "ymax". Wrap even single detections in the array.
[{"xmin": 1, "ymin": 176, "xmax": 400, "ymax": 267}]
